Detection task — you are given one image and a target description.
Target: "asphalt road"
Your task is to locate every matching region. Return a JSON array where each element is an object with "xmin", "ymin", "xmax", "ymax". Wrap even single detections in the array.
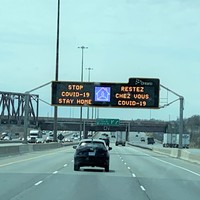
[{"xmin": 0, "ymin": 142, "xmax": 200, "ymax": 200}]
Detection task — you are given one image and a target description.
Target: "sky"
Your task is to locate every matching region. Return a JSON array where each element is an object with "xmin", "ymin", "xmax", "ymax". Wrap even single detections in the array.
[{"xmin": 0, "ymin": 0, "xmax": 200, "ymax": 121}]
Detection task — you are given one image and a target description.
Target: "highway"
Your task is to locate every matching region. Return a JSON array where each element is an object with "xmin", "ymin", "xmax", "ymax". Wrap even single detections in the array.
[{"xmin": 0, "ymin": 141, "xmax": 200, "ymax": 200}]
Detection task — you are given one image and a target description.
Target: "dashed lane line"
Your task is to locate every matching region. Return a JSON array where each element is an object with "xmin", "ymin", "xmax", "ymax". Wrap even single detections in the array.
[
  {"xmin": 140, "ymin": 186, "xmax": 146, "ymax": 191},
  {"xmin": 34, "ymin": 181, "xmax": 43, "ymax": 186},
  {"xmin": 132, "ymin": 173, "xmax": 136, "ymax": 177}
]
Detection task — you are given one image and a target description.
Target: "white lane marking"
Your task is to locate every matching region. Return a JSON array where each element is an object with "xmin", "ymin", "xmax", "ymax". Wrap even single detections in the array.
[
  {"xmin": 64, "ymin": 164, "xmax": 68, "ymax": 167},
  {"xmin": 121, "ymin": 159, "xmax": 124, "ymax": 162},
  {"xmin": 35, "ymin": 181, "xmax": 43, "ymax": 186},
  {"xmin": 132, "ymin": 173, "xmax": 136, "ymax": 177},
  {"xmin": 127, "ymin": 167, "xmax": 130, "ymax": 170},
  {"xmin": 132, "ymin": 148, "xmax": 200, "ymax": 178},
  {"xmin": 0, "ymin": 150, "xmax": 67, "ymax": 168},
  {"xmin": 140, "ymin": 186, "xmax": 146, "ymax": 191},
  {"xmin": 152, "ymin": 156, "xmax": 200, "ymax": 177},
  {"xmin": 53, "ymin": 171, "xmax": 58, "ymax": 174},
  {"xmin": 124, "ymin": 162, "xmax": 127, "ymax": 165}
]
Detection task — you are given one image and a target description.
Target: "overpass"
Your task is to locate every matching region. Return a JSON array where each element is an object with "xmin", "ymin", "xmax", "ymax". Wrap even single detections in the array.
[
  {"xmin": 37, "ymin": 117, "xmax": 168, "ymax": 133},
  {"xmin": 0, "ymin": 89, "xmax": 168, "ymax": 134},
  {"xmin": 0, "ymin": 91, "xmax": 169, "ymax": 134}
]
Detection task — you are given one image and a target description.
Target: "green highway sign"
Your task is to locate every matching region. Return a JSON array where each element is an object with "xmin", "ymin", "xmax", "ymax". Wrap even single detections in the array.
[{"xmin": 96, "ymin": 118, "xmax": 120, "ymax": 126}]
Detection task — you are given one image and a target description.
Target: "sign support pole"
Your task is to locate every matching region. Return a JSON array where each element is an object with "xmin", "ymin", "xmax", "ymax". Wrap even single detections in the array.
[{"xmin": 160, "ymin": 84, "xmax": 184, "ymax": 149}]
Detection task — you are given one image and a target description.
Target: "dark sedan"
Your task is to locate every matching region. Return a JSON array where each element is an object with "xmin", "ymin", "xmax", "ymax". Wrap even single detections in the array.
[
  {"xmin": 99, "ymin": 136, "xmax": 110, "ymax": 147},
  {"xmin": 73, "ymin": 139, "xmax": 112, "ymax": 172},
  {"xmin": 147, "ymin": 137, "xmax": 155, "ymax": 144}
]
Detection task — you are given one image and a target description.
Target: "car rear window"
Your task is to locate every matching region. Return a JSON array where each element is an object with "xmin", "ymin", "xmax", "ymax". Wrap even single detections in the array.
[{"xmin": 79, "ymin": 141, "xmax": 105, "ymax": 148}]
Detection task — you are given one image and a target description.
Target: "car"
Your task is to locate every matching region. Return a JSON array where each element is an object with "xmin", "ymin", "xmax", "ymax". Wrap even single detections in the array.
[
  {"xmin": 45, "ymin": 136, "xmax": 54, "ymax": 143},
  {"xmin": 73, "ymin": 137, "xmax": 79, "ymax": 142},
  {"xmin": 2, "ymin": 136, "xmax": 12, "ymax": 141},
  {"xmin": 101, "ymin": 133, "xmax": 109, "ymax": 137},
  {"xmin": 115, "ymin": 139, "xmax": 126, "ymax": 146},
  {"xmin": 99, "ymin": 136, "xmax": 110, "ymax": 147},
  {"xmin": 73, "ymin": 139, "xmax": 112, "ymax": 172},
  {"xmin": 115, "ymin": 132, "xmax": 126, "ymax": 146},
  {"xmin": 36, "ymin": 138, "xmax": 45, "ymax": 143},
  {"xmin": 63, "ymin": 137, "xmax": 73, "ymax": 142},
  {"xmin": 147, "ymin": 137, "xmax": 155, "ymax": 144},
  {"xmin": 87, "ymin": 132, "xmax": 93, "ymax": 137},
  {"xmin": 27, "ymin": 137, "xmax": 37, "ymax": 143},
  {"xmin": 1, "ymin": 132, "xmax": 12, "ymax": 140}
]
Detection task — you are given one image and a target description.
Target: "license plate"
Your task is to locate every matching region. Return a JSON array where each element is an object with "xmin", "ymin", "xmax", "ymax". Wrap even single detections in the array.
[{"xmin": 88, "ymin": 152, "xmax": 95, "ymax": 156}]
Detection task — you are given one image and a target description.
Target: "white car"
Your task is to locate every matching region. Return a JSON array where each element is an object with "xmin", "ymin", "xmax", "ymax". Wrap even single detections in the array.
[
  {"xmin": 3, "ymin": 136, "xmax": 12, "ymax": 141},
  {"xmin": 63, "ymin": 137, "xmax": 72, "ymax": 142},
  {"xmin": 73, "ymin": 137, "xmax": 79, "ymax": 142},
  {"xmin": 46, "ymin": 136, "xmax": 54, "ymax": 143},
  {"xmin": 36, "ymin": 138, "xmax": 45, "ymax": 143}
]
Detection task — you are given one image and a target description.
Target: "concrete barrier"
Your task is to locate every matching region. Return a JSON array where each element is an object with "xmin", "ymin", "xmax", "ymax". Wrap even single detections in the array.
[
  {"xmin": 0, "ymin": 145, "xmax": 20, "ymax": 157},
  {"xmin": 0, "ymin": 142, "xmax": 77, "ymax": 157},
  {"xmin": 153, "ymin": 147, "xmax": 172, "ymax": 156},
  {"xmin": 179, "ymin": 150, "xmax": 200, "ymax": 165},
  {"xmin": 179, "ymin": 149, "xmax": 190, "ymax": 160},
  {"xmin": 152, "ymin": 147, "xmax": 181, "ymax": 158},
  {"xmin": 127, "ymin": 142, "xmax": 153, "ymax": 150},
  {"xmin": 187, "ymin": 153, "xmax": 200, "ymax": 164},
  {"xmin": 62, "ymin": 142, "xmax": 79, "ymax": 147},
  {"xmin": 171, "ymin": 149, "xmax": 181, "ymax": 158},
  {"xmin": 32, "ymin": 142, "xmax": 62, "ymax": 151},
  {"xmin": 152, "ymin": 148, "xmax": 200, "ymax": 164},
  {"xmin": 19, "ymin": 145, "xmax": 33, "ymax": 154},
  {"xmin": 127, "ymin": 142, "xmax": 200, "ymax": 165}
]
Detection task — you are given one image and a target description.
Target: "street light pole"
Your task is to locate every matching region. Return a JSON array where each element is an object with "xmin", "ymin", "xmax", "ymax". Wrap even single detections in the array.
[
  {"xmin": 86, "ymin": 67, "xmax": 93, "ymax": 82},
  {"xmin": 78, "ymin": 46, "xmax": 88, "ymax": 139},
  {"xmin": 78, "ymin": 46, "xmax": 88, "ymax": 82},
  {"xmin": 53, "ymin": 0, "xmax": 60, "ymax": 142},
  {"xmin": 85, "ymin": 67, "xmax": 93, "ymax": 119}
]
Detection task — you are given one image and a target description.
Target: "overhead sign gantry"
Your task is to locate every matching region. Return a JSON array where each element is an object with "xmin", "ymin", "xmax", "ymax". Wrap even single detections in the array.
[{"xmin": 51, "ymin": 78, "xmax": 160, "ymax": 109}]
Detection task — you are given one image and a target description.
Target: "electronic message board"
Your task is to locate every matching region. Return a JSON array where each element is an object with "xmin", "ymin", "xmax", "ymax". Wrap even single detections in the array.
[{"xmin": 51, "ymin": 78, "xmax": 160, "ymax": 109}]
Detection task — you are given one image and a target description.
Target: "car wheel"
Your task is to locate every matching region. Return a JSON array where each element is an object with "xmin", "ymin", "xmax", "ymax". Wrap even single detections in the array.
[
  {"xmin": 105, "ymin": 165, "xmax": 109, "ymax": 172},
  {"xmin": 74, "ymin": 164, "xmax": 80, "ymax": 171}
]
